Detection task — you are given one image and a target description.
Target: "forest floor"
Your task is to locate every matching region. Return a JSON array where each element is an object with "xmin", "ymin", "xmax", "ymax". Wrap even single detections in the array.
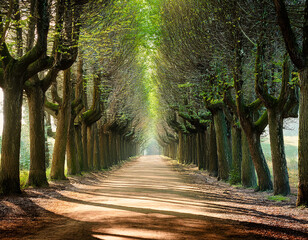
[{"xmin": 0, "ymin": 155, "xmax": 307, "ymax": 240}]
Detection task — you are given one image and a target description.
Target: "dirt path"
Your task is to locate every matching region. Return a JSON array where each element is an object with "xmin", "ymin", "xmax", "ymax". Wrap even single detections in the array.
[{"xmin": 1, "ymin": 156, "xmax": 308, "ymax": 239}]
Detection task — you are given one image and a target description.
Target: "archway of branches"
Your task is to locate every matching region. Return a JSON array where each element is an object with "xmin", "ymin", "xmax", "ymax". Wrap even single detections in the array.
[{"xmin": 0, "ymin": 0, "xmax": 307, "ymax": 207}]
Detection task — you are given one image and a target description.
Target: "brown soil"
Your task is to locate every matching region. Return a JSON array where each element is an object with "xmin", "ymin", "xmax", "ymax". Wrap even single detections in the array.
[{"xmin": 0, "ymin": 155, "xmax": 307, "ymax": 240}]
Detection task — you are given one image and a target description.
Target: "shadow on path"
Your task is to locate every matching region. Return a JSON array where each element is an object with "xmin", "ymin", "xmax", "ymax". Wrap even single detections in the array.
[{"xmin": 1, "ymin": 156, "xmax": 307, "ymax": 240}]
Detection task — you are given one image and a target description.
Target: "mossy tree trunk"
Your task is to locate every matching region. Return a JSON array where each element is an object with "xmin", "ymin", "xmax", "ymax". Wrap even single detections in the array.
[
  {"xmin": 202, "ymin": 130, "xmax": 208, "ymax": 170},
  {"xmin": 87, "ymin": 125, "xmax": 94, "ymax": 170},
  {"xmin": 93, "ymin": 124, "xmax": 101, "ymax": 170},
  {"xmin": 245, "ymin": 127, "xmax": 272, "ymax": 191},
  {"xmin": 26, "ymin": 84, "xmax": 48, "ymax": 186},
  {"xmin": 0, "ymin": 74, "xmax": 23, "ymax": 194},
  {"xmin": 67, "ymin": 114, "xmax": 79, "ymax": 175},
  {"xmin": 109, "ymin": 132, "xmax": 115, "ymax": 165},
  {"xmin": 178, "ymin": 131, "xmax": 184, "ymax": 164},
  {"xmin": 0, "ymin": 0, "xmax": 49, "ymax": 194},
  {"xmin": 27, "ymin": 0, "xmax": 84, "ymax": 184},
  {"xmin": 273, "ymin": 0, "xmax": 308, "ymax": 206},
  {"xmin": 231, "ymin": 124, "xmax": 242, "ymax": 184},
  {"xmin": 75, "ymin": 124, "xmax": 84, "ymax": 171},
  {"xmin": 50, "ymin": 69, "xmax": 72, "ymax": 180},
  {"xmin": 233, "ymin": 23, "xmax": 273, "ymax": 191},
  {"xmin": 212, "ymin": 108, "xmax": 231, "ymax": 181},
  {"xmin": 298, "ymin": 68, "xmax": 308, "ymax": 205},
  {"xmin": 255, "ymin": 44, "xmax": 297, "ymax": 196},
  {"xmin": 99, "ymin": 128, "xmax": 106, "ymax": 169},
  {"xmin": 241, "ymin": 130, "xmax": 257, "ymax": 188},
  {"xmin": 81, "ymin": 123, "xmax": 88, "ymax": 171},
  {"xmin": 208, "ymin": 122, "xmax": 218, "ymax": 177},
  {"xmin": 23, "ymin": 0, "xmax": 50, "ymax": 187},
  {"xmin": 196, "ymin": 132, "xmax": 203, "ymax": 169},
  {"xmin": 267, "ymin": 109, "xmax": 289, "ymax": 195},
  {"xmin": 81, "ymin": 71, "xmax": 103, "ymax": 170}
]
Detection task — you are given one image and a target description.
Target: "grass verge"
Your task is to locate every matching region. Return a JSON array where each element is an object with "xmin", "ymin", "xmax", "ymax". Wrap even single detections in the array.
[{"xmin": 268, "ymin": 195, "xmax": 290, "ymax": 202}]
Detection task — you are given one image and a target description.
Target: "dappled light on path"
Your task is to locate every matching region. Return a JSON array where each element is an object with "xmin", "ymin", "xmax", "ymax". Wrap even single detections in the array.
[{"xmin": 24, "ymin": 156, "xmax": 307, "ymax": 240}]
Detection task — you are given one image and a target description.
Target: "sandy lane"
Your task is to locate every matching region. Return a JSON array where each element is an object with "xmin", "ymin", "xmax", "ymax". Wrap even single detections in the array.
[{"xmin": 21, "ymin": 156, "xmax": 304, "ymax": 240}]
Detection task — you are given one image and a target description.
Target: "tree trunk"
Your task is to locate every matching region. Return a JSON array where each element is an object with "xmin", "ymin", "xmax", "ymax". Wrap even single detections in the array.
[
  {"xmin": 246, "ymin": 130, "xmax": 272, "ymax": 191},
  {"xmin": 208, "ymin": 122, "xmax": 218, "ymax": 177},
  {"xmin": 104, "ymin": 132, "xmax": 110, "ymax": 167},
  {"xmin": 185, "ymin": 135, "xmax": 190, "ymax": 164},
  {"xmin": 75, "ymin": 124, "xmax": 84, "ymax": 172},
  {"xmin": 241, "ymin": 130, "xmax": 257, "ymax": 188},
  {"xmin": 197, "ymin": 132, "xmax": 202, "ymax": 169},
  {"xmin": 0, "ymin": 81, "xmax": 23, "ymax": 194},
  {"xmin": 50, "ymin": 69, "xmax": 72, "ymax": 180},
  {"xmin": 184, "ymin": 134, "xmax": 189, "ymax": 164},
  {"xmin": 268, "ymin": 108, "xmax": 290, "ymax": 195},
  {"xmin": 213, "ymin": 110, "xmax": 231, "ymax": 181},
  {"xmin": 87, "ymin": 125, "xmax": 94, "ymax": 170},
  {"xmin": 230, "ymin": 125, "xmax": 242, "ymax": 184},
  {"xmin": 99, "ymin": 129, "xmax": 108, "ymax": 169},
  {"xmin": 178, "ymin": 131, "xmax": 184, "ymax": 163},
  {"xmin": 297, "ymin": 68, "xmax": 308, "ymax": 206},
  {"xmin": 109, "ymin": 132, "xmax": 115, "ymax": 165},
  {"xmin": 45, "ymin": 135, "xmax": 50, "ymax": 169},
  {"xmin": 67, "ymin": 115, "xmax": 79, "ymax": 175},
  {"xmin": 121, "ymin": 136, "xmax": 125, "ymax": 160},
  {"xmin": 116, "ymin": 134, "xmax": 121, "ymax": 162},
  {"xmin": 202, "ymin": 131, "xmax": 208, "ymax": 171},
  {"xmin": 81, "ymin": 122, "xmax": 88, "ymax": 171},
  {"xmin": 93, "ymin": 124, "xmax": 101, "ymax": 170},
  {"xmin": 192, "ymin": 134, "xmax": 196, "ymax": 165},
  {"xmin": 26, "ymin": 86, "xmax": 48, "ymax": 187},
  {"xmin": 173, "ymin": 142, "xmax": 177, "ymax": 159}
]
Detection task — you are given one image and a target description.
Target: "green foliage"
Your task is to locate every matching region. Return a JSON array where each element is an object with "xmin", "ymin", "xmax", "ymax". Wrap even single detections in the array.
[
  {"xmin": 20, "ymin": 170, "xmax": 29, "ymax": 189},
  {"xmin": 46, "ymin": 168, "xmax": 51, "ymax": 180},
  {"xmin": 46, "ymin": 167, "xmax": 67, "ymax": 180},
  {"xmin": 268, "ymin": 195, "xmax": 290, "ymax": 202},
  {"xmin": 178, "ymin": 82, "xmax": 195, "ymax": 88},
  {"xmin": 229, "ymin": 168, "xmax": 241, "ymax": 185},
  {"xmin": 0, "ymin": 135, "xmax": 30, "ymax": 170},
  {"xmin": 261, "ymin": 139, "xmax": 298, "ymax": 189},
  {"xmin": 20, "ymin": 139, "xmax": 30, "ymax": 170}
]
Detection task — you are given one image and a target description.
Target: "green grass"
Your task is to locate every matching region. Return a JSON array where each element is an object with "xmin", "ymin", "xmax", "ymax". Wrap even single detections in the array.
[
  {"xmin": 261, "ymin": 142, "xmax": 298, "ymax": 160},
  {"xmin": 20, "ymin": 170, "xmax": 29, "ymax": 189},
  {"xmin": 46, "ymin": 168, "xmax": 51, "ymax": 180},
  {"xmin": 268, "ymin": 195, "xmax": 290, "ymax": 202},
  {"xmin": 46, "ymin": 167, "xmax": 68, "ymax": 180},
  {"xmin": 261, "ymin": 140, "xmax": 298, "ymax": 190}
]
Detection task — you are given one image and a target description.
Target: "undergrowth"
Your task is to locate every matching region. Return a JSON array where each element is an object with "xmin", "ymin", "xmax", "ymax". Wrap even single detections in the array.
[
  {"xmin": 268, "ymin": 195, "xmax": 290, "ymax": 202},
  {"xmin": 20, "ymin": 170, "xmax": 29, "ymax": 189}
]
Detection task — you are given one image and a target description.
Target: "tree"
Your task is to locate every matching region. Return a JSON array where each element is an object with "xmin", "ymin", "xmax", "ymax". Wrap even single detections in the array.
[
  {"xmin": 0, "ymin": 0, "xmax": 49, "ymax": 194},
  {"xmin": 27, "ymin": 0, "xmax": 85, "ymax": 183},
  {"xmin": 273, "ymin": 0, "xmax": 308, "ymax": 206}
]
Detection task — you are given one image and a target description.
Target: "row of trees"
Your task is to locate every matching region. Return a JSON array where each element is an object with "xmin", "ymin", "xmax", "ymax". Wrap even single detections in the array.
[
  {"xmin": 155, "ymin": 0, "xmax": 307, "ymax": 207},
  {"xmin": 0, "ymin": 0, "xmax": 149, "ymax": 194},
  {"xmin": 1, "ymin": 0, "xmax": 307, "ymax": 209}
]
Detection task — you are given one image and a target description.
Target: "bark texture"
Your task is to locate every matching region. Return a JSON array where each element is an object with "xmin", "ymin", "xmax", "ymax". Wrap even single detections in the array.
[
  {"xmin": 213, "ymin": 109, "xmax": 231, "ymax": 181},
  {"xmin": 241, "ymin": 130, "xmax": 257, "ymax": 188},
  {"xmin": 268, "ymin": 109, "xmax": 290, "ymax": 195},
  {"xmin": 208, "ymin": 122, "xmax": 218, "ymax": 177},
  {"xmin": 50, "ymin": 69, "xmax": 72, "ymax": 180},
  {"xmin": 26, "ymin": 85, "xmax": 48, "ymax": 187},
  {"xmin": 0, "ymin": 74, "xmax": 23, "ymax": 194},
  {"xmin": 297, "ymin": 68, "xmax": 308, "ymax": 206}
]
